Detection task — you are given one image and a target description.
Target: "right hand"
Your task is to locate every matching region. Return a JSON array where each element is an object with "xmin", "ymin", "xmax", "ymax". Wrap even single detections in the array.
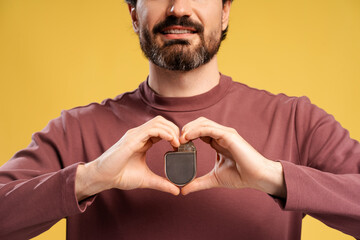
[{"xmin": 76, "ymin": 116, "xmax": 181, "ymax": 201}]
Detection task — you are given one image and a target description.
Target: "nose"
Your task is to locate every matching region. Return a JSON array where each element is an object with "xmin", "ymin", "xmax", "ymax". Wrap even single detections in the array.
[{"xmin": 167, "ymin": 0, "xmax": 192, "ymax": 18}]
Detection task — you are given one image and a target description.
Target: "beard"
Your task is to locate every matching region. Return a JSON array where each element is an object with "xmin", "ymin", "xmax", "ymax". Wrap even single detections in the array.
[{"xmin": 139, "ymin": 16, "xmax": 222, "ymax": 72}]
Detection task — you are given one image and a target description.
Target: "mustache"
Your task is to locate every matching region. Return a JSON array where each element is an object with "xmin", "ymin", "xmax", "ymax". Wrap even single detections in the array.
[{"xmin": 152, "ymin": 16, "xmax": 204, "ymax": 34}]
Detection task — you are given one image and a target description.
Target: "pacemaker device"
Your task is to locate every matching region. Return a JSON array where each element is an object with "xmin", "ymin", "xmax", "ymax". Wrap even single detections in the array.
[{"xmin": 164, "ymin": 141, "xmax": 197, "ymax": 186}]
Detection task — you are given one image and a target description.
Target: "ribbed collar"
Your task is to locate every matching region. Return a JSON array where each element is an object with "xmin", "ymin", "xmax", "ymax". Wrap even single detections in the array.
[{"xmin": 139, "ymin": 74, "xmax": 233, "ymax": 112}]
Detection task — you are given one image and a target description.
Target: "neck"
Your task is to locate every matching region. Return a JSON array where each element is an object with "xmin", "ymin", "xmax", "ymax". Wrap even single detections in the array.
[{"xmin": 148, "ymin": 56, "xmax": 220, "ymax": 97}]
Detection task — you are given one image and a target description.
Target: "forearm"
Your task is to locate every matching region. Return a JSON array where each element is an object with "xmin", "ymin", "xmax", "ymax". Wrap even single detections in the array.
[
  {"xmin": 281, "ymin": 161, "xmax": 360, "ymax": 238},
  {"xmin": 0, "ymin": 164, "xmax": 84, "ymax": 239}
]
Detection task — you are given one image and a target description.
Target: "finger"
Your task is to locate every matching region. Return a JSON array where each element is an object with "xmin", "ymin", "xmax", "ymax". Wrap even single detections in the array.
[
  {"xmin": 180, "ymin": 117, "xmax": 209, "ymax": 141},
  {"xmin": 145, "ymin": 127, "xmax": 180, "ymax": 148},
  {"xmin": 138, "ymin": 119, "xmax": 180, "ymax": 147},
  {"xmin": 149, "ymin": 116, "xmax": 180, "ymax": 138},
  {"xmin": 141, "ymin": 170, "xmax": 180, "ymax": 196},
  {"xmin": 144, "ymin": 116, "xmax": 180, "ymax": 147},
  {"xmin": 181, "ymin": 118, "xmax": 237, "ymax": 159},
  {"xmin": 161, "ymin": 117, "xmax": 181, "ymax": 141},
  {"xmin": 181, "ymin": 172, "xmax": 219, "ymax": 195},
  {"xmin": 183, "ymin": 124, "xmax": 228, "ymax": 146},
  {"xmin": 200, "ymin": 136, "xmax": 227, "ymax": 153},
  {"xmin": 183, "ymin": 125, "xmax": 239, "ymax": 154},
  {"xmin": 181, "ymin": 117, "xmax": 224, "ymax": 141}
]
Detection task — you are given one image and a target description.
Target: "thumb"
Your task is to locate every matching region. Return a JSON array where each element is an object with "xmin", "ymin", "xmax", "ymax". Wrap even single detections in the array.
[
  {"xmin": 141, "ymin": 170, "xmax": 180, "ymax": 196},
  {"xmin": 181, "ymin": 171, "xmax": 219, "ymax": 195}
]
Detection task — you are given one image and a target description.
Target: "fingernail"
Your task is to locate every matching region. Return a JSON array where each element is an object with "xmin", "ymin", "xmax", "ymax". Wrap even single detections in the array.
[
  {"xmin": 181, "ymin": 130, "xmax": 187, "ymax": 137},
  {"xmin": 181, "ymin": 133, "xmax": 188, "ymax": 141}
]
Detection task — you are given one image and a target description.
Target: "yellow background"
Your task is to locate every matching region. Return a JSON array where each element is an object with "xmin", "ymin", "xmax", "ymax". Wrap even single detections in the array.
[{"xmin": 0, "ymin": 0, "xmax": 359, "ymax": 239}]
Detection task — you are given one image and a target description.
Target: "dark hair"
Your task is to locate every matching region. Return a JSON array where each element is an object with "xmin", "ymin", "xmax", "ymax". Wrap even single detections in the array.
[
  {"xmin": 125, "ymin": 0, "xmax": 232, "ymax": 41},
  {"xmin": 125, "ymin": 0, "xmax": 232, "ymax": 7}
]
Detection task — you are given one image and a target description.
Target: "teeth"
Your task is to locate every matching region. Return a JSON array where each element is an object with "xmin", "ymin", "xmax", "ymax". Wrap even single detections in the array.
[{"xmin": 163, "ymin": 29, "xmax": 193, "ymax": 34}]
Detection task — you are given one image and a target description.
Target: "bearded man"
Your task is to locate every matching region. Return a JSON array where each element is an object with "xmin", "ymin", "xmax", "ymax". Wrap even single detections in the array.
[{"xmin": 0, "ymin": 0, "xmax": 359, "ymax": 239}]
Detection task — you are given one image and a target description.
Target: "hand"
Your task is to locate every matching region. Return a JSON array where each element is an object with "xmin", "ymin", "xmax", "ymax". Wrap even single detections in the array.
[
  {"xmin": 179, "ymin": 117, "xmax": 286, "ymax": 198},
  {"xmin": 76, "ymin": 116, "xmax": 181, "ymax": 201}
]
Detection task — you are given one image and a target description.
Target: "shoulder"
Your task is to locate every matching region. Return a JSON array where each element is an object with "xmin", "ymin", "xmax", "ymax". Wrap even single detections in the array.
[
  {"xmin": 224, "ymin": 78, "xmax": 333, "ymax": 132},
  {"xmin": 44, "ymin": 87, "xmax": 142, "ymax": 133},
  {"xmin": 63, "ymin": 88, "xmax": 140, "ymax": 119},
  {"xmin": 228, "ymin": 79, "xmax": 309, "ymax": 112}
]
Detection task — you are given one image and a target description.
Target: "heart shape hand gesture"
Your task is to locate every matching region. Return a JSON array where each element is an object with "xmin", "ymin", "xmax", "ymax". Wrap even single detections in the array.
[{"xmin": 75, "ymin": 116, "xmax": 286, "ymax": 202}]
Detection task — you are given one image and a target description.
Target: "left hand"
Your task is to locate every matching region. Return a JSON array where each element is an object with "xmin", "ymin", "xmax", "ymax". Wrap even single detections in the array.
[{"xmin": 179, "ymin": 117, "xmax": 286, "ymax": 198}]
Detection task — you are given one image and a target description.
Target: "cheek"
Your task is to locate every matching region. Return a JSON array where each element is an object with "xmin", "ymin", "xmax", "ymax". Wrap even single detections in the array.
[
  {"xmin": 138, "ymin": 3, "xmax": 167, "ymax": 31},
  {"xmin": 197, "ymin": 6, "xmax": 223, "ymax": 35},
  {"xmin": 136, "ymin": 7, "xmax": 152, "ymax": 32},
  {"xmin": 137, "ymin": 12, "xmax": 150, "ymax": 32},
  {"xmin": 204, "ymin": 17, "xmax": 223, "ymax": 41}
]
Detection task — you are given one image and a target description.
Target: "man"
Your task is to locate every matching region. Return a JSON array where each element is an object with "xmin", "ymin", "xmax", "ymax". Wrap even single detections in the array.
[{"xmin": 0, "ymin": 0, "xmax": 359, "ymax": 239}]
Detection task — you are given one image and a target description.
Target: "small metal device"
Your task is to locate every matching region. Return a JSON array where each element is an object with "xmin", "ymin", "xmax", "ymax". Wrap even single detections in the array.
[{"xmin": 164, "ymin": 141, "xmax": 197, "ymax": 186}]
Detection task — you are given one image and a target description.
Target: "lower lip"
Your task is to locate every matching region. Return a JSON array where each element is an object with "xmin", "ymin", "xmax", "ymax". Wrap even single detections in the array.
[{"xmin": 161, "ymin": 33, "xmax": 195, "ymax": 40}]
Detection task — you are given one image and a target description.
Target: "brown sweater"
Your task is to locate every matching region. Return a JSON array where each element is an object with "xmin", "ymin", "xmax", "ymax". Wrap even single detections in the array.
[{"xmin": 1, "ymin": 74, "xmax": 359, "ymax": 240}]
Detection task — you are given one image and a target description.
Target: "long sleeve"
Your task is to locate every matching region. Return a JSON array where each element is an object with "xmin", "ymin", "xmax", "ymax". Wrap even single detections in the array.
[
  {"xmin": 280, "ymin": 97, "xmax": 360, "ymax": 238},
  {"xmin": 0, "ymin": 111, "xmax": 94, "ymax": 240}
]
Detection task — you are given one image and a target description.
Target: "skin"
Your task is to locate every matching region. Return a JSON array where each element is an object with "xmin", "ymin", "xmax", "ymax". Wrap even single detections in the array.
[
  {"xmin": 131, "ymin": 0, "xmax": 231, "ymax": 97},
  {"xmin": 75, "ymin": 0, "xmax": 286, "ymax": 201}
]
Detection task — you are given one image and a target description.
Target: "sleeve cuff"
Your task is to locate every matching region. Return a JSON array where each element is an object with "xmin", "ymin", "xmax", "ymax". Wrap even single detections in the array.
[
  {"xmin": 276, "ymin": 160, "xmax": 302, "ymax": 211},
  {"xmin": 267, "ymin": 160, "xmax": 302, "ymax": 210},
  {"xmin": 61, "ymin": 163, "xmax": 96, "ymax": 216}
]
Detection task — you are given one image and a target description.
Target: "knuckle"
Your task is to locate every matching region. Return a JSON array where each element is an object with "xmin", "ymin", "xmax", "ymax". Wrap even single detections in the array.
[
  {"xmin": 197, "ymin": 116, "xmax": 207, "ymax": 122},
  {"xmin": 231, "ymin": 128, "xmax": 237, "ymax": 134},
  {"xmin": 154, "ymin": 115, "xmax": 164, "ymax": 121},
  {"xmin": 146, "ymin": 116, "xmax": 163, "ymax": 126},
  {"xmin": 228, "ymin": 127, "xmax": 238, "ymax": 135},
  {"xmin": 125, "ymin": 128, "xmax": 136, "ymax": 135}
]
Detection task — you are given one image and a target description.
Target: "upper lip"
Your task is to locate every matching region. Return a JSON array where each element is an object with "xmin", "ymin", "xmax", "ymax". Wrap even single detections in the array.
[{"xmin": 161, "ymin": 25, "xmax": 197, "ymax": 33}]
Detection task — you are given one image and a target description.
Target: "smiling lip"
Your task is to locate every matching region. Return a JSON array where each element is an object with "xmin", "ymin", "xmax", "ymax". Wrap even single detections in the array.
[{"xmin": 161, "ymin": 25, "xmax": 197, "ymax": 39}]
